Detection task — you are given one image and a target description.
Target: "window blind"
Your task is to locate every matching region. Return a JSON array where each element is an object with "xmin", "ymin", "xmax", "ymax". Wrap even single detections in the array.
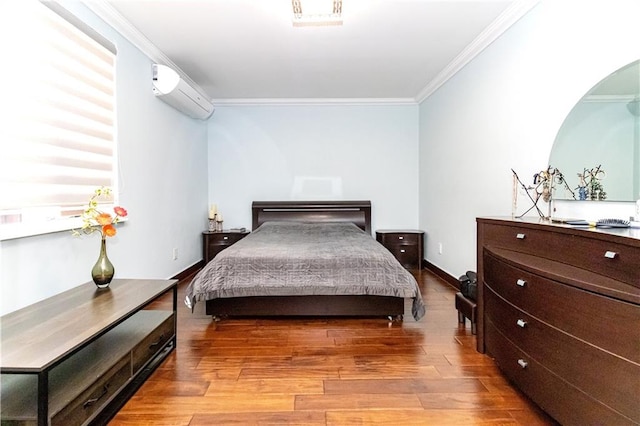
[{"xmin": 0, "ymin": 0, "xmax": 116, "ymax": 226}]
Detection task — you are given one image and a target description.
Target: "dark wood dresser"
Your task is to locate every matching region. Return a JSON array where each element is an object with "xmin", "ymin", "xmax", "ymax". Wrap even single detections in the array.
[
  {"xmin": 203, "ymin": 230, "xmax": 250, "ymax": 263},
  {"xmin": 477, "ymin": 217, "xmax": 640, "ymax": 425},
  {"xmin": 375, "ymin": 229, "xmax": 424, "ymax": 270}
]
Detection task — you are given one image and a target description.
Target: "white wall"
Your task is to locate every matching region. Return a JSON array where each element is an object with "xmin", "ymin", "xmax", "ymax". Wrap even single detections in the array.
[
  {"xmin": 207, "ymin": 104, "xmax": 419, "ymax": 233},
  {"xmin": 418, "ymin": 0, "xmax": 640, "ymax": 277},
  {"xmin": 0, "ymin": 2, "xmax": 209, "ymax": 315}
]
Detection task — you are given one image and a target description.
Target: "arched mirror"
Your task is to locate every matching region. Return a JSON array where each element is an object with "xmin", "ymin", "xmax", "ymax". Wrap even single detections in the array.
[{"xmin": 550, "ymin": 59, "xmax": 640, "ymax": 201}]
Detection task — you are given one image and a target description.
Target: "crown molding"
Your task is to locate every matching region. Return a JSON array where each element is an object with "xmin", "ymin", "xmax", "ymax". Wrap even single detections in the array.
[
  {"xmin": 415, "ymin": 0, "xmax": 540, "ymax": 104},
  {"xmin": 211, "ymin": 98, "xmax": 418, "ymax": 107},
  {"xmin": 83, "ymin": 0, "xmax": 211, "ymax": 102}
]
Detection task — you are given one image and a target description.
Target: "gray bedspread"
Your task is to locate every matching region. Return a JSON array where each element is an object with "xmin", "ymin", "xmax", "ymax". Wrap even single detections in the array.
[{"xmin": 185, "ymin": 221, "xmax": 425, "ymax": 320}]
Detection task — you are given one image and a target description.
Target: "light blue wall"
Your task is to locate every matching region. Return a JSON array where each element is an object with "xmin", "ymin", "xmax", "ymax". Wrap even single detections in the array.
[
  {"xmin": 207, "ymin": 104, "xmax": 419, "ymax": 233},
  {"xmin": 0, "ymin": 2, "xmax": 209, "ymax": 315},
  {"xmin": 418, "ymin": 0, "xmax": 640, "ymax": 277}
]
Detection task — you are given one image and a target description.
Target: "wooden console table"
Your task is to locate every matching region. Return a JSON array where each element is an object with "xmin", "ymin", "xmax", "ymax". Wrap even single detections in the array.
[{"xmin": 0, "ymin": 279, "xmax": 177, "ymax": 426}]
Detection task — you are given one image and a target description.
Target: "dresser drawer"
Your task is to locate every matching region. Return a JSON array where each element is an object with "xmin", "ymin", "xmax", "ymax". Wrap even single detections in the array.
[
  {"xmin": 131, "ymin": 312, "xmax": 175, "ymax": 373},
  {"xmin": 51, "ymin": 355, "xmax": 130, "ymax": 426},
  {"xmin": 572, "ymin": 232, "xmax": 640, "ymax": 286},
  {"xmin": 485, "ymin": 319, "xmax": 636, "ymax": 426},
  {"xmin": 482, "ymin": 222, "xmax": 640, "ymax": 286},
  {"xmin": 484, "ymin": 251, "xmax": 640, "ymax": 363},
  {"xmin": 482, "ymin": 222, "xmax": 563, "ymax": 257},
  {"xmin": 485, "ymin": 285, "xmax": 640, "ymax": 422}
]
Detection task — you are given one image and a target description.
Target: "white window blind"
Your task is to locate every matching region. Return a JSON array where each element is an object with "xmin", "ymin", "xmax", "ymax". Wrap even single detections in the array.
[{"xmin": 0, "ymin": 0, "xmax": 117, "ymax": 239}]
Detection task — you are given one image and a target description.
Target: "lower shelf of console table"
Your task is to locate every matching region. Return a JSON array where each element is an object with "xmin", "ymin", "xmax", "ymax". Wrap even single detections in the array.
[{"xmin": 0, "ymin": 279, "xmax": 177, "ymax": 426}]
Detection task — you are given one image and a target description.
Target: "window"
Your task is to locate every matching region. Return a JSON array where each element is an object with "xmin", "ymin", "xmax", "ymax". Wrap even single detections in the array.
[{"xmin": 0, "ymin": 0, "xmax": 117, "ymax": 240}]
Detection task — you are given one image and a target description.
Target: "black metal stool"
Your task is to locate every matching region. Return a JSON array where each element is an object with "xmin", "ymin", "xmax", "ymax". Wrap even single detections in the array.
[{"xmin": 455, "ymin": 292, "xmax": 477, "ymax": 334}]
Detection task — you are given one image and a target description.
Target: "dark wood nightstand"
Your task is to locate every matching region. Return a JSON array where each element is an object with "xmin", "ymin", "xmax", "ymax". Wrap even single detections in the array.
[
  {"xmin": 375, "ymin": 229, "xmax": 424, "ymax": 270},
  {"xmin": 203, "ymin": 230, "xmax": 250, "ymax": 263}
]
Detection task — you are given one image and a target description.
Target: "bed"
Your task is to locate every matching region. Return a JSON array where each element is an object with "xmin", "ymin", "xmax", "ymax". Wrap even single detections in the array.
[{"xmin": 185, "ymin": 200, "xmax": 425, "ymax": 321}]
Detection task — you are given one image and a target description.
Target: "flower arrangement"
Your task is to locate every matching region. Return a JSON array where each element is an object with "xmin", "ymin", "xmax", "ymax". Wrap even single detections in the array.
[
  {"xmin": 577, "ymin": 165, "xmax": 607, "ymax": 201},
  {"xmin": 72, "ymin": 187, "xmax": 127, "ymax": 239}
]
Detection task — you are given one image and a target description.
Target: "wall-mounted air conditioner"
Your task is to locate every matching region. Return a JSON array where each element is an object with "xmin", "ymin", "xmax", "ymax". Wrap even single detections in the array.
[{"xmin": 152, "ymin": 64, "xmax": 214, "ymax": 120}]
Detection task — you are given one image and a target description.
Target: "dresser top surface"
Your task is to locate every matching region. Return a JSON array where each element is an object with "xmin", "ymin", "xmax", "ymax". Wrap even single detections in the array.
[{"xmin": 0, "ymin": 279, "xmax": 177, "ymax": 372}]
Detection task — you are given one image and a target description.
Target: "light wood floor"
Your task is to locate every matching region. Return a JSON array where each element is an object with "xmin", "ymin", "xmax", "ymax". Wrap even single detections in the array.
[{"xmin": 110, "ymin": 269, "xmax": 556, "ymax": 425}]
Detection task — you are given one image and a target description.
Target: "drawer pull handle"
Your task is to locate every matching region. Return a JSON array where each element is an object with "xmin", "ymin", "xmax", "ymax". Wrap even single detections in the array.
[
  {"xmin": 149, "ymin": 334, "xmax": 165, "ymax": 350},
  {"xmin": 516, "ymin": 319, "xmax": 527, "ymax": 328},
  {"xmin": 516, "ymin": 279, "xmax": 526, "ymax": 287},
  {"xmin": 398, "ymin": 236, "xmax": 404, "ymax": 240},
  {"xmin": 516, "ymin": 233, "xmax": 526, "ymax": 239},
  {"xmin": 517, "ymin": 359, "xmax": 528, "ymax": 369},
  {"xmin": 83, "ymin": 384, "xmax": 109, "ymax": 409},
  {"xmin": 400, "ymin": 249, "xmax": 406, "ymax": 253},
  {"xmin": 223, "ymin": 236, "xmax": 229, "ymax": 240},
  {"xmin": 604, "ymin": 251, "xmax": 618, "ymax": 259}
]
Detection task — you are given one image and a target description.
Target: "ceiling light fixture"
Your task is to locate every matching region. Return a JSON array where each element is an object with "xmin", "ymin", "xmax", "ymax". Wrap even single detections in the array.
[{"xmin": 292, "ymin": 0, "xmax": 343, "ymax": 27}]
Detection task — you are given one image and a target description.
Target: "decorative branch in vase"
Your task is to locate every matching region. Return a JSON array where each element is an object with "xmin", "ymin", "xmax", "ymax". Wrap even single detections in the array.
[
  {"xmin": 576, "ymin": 164, "xmax": 606, "ymax": 201},
  {"xmin": 512, "ymin": 166, "xmax": 570, "ymax": 219},
  {"xmin": 72, "ymin": 187, "xmax": 128, "ymax": 288}
]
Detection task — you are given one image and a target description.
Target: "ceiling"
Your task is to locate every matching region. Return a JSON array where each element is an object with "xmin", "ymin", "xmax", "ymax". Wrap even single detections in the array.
[{"xmin": 91, "ymin": 0, "xmax": 538, "ymax": 104}]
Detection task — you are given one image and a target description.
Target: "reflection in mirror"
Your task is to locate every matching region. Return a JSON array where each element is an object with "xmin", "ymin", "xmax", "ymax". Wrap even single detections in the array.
[{"xmin": 550, "ymin": 60, "xmax": 640, "ymax": 201}]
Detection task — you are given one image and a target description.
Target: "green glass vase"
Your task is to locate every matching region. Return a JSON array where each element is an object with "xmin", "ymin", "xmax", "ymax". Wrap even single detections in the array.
[{"xmin": 92, "ymin": 238, "xmax": 114, "ymax": 288}]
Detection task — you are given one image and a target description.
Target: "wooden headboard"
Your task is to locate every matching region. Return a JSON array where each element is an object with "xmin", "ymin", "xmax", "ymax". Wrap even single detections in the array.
[{"xmin": 251, "ymin": 201, "xmax": 372, "ymax": 234}]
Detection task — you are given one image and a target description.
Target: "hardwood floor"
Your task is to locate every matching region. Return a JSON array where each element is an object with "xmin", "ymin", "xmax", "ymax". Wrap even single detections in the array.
[{"xmin": 110, "ymin": 269, "xmax": 556, "ymax": 425}]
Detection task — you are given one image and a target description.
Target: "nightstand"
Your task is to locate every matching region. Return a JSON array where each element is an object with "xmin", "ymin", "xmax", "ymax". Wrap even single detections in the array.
[
  {"xmin": 375, "ymin": 229, "xmax": 424, "ymax": 270},
  {"xmin": 202, "ymin": 230, "xmax": 250, "ymax": 263}
]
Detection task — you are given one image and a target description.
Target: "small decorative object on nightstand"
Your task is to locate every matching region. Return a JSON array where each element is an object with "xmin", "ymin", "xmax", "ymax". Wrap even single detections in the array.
[
  {"xmin": 375, "ymin": 229, "xmax": 424, "ymax": 270},
  {"xmin": 208, "ymin": 204, "xmax": 217, "ymax": 231},
  {"xmin": 215, "ymin": 213, "xmax": 224, "ymax": 232},
  {"xmin": 202, "ymin": 228, "xmax": 249, "ymax": 263}
]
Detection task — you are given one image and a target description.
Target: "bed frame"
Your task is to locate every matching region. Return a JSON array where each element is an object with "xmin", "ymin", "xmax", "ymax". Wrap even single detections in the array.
[{"xmin": 204, "ymin": 200, "xmax": 405, "ymax": 319}]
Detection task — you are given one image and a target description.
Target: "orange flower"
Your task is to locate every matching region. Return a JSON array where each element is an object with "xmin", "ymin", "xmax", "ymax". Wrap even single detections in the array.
[
  {"xmin": 114, "ymin": 206, "xmax": 128, "ymax": 217},
  {"xmin": 72, "ymin": 187, "xmax": 129, "ymax": 239},
  {"xmin": 103, "ymin": 224, "xmax": 117, "ymax": 237},
  {"xmin": 96, "ymin": 213, "xmax": 113, "ymax": 225}
]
